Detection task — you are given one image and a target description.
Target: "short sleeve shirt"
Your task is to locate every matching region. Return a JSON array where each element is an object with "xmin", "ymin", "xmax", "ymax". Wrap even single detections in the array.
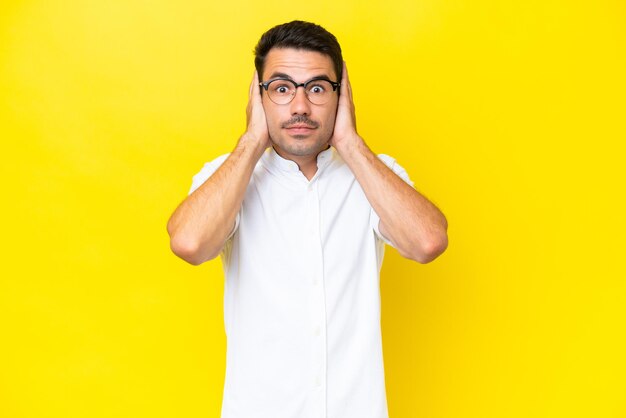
[{"xmin": 189, "ymin": 146, "xmax": 414, "ymax": 418}]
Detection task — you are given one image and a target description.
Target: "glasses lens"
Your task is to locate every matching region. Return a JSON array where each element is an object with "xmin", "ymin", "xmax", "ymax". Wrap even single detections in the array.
[
  {"xmin": 267, "ymin": 80, "xmax": 296, "ymax": 105},
  {"xmin": 305, "ymin": 80, "xmax": 334, "ymax": 105}
]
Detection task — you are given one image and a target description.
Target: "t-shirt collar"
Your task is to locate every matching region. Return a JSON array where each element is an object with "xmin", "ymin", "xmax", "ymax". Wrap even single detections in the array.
[{"xmin": 264, "ymin": 146, "xmax": 334, "ymax": 174}]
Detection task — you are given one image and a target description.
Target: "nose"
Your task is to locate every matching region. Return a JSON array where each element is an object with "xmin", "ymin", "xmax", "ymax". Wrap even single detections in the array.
[{"xmin": 289, "ymin": 86, "xmax": 311, "ymax": 115}]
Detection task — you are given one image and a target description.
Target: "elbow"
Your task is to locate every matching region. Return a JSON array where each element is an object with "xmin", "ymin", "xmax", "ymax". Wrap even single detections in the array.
[
  {"xmin": 169, "ymin": 237, "xmax": 204, "ymax": 265},
  {"xmin": 168, "ymin": 230, "xmax": 217, "ymax": 266},
  {"xmin": 420, "ymin": 234, "xmax": 448, "ymax": 264},
  {"xmin": 408, "ymin": 231, "xmax": 448, "ymax": 264}
]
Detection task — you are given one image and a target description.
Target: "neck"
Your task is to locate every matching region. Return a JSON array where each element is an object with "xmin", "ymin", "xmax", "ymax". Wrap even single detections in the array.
[{"xmin": 272, "ymin": 145, "xmax": 330, "ymax": 181}]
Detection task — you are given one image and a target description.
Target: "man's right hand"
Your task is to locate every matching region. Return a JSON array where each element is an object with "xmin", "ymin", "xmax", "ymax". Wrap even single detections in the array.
[
  {"xmin": 243, "ymin": 70, "xmax": 270, "ymax": 149},
  {"xmin": 167, "ymin": 70, "xmax": 272, "ymax": 265}
]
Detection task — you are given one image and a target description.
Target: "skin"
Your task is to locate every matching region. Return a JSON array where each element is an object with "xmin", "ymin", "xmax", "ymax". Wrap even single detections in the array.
[
  {"xmin": 260, "ymin": 48, "xmax": 338, "ymax": 179},
  {"xmin": 167, "ymin": 47, "xmax": 448, "ymax": 265}
]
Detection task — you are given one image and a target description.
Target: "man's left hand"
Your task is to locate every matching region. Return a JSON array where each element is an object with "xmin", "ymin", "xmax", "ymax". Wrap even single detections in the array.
[{"xmin": 329, "ymin": 61, "xmax": 361, "ymax": 151}]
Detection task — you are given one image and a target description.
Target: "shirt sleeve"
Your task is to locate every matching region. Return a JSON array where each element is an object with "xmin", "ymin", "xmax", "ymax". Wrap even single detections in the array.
[
  {"xmin": 188, "ymin": 153, "xmax": 240, "ymax": 241},
  {"xmin": 369, "ymin": 154, "xmax": 415, "ymax": 247}
]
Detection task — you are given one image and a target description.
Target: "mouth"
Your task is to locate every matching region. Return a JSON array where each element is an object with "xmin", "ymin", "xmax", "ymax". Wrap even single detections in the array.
[
  {"xmin": 284, "ymin": 125, "xmax": 317, "ymax": 135},
  {"xmin": 281, "ymin": 115, "xmax": 319, "ymax": 137},
  {"xmin": 286, "ymin": 125, "xmax": 316, "ymax": 129}
]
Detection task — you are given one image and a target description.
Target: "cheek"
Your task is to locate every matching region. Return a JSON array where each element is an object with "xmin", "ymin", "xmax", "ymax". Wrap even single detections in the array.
[
  {"xmin": 323, "ymin": 108, "xmax": 337, "ymax": 129},
  {"xmin": 262, "ymin": 100, "xmax": 281, "ymax": 125}
]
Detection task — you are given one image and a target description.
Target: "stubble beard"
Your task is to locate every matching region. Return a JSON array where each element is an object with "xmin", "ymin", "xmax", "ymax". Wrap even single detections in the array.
[
  {"xmin": 270, "ymin": 120, "xmax": 333, "ymax": 158},
  {"xmin": 270, "ymin": 135, "xmax": 329, "ymax": 157}
]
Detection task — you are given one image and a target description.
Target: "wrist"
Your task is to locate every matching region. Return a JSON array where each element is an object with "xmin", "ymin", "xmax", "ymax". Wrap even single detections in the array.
[
  {"xmin": 239, "ymin": 132, "xmax": 268, "ymax": 158},
  {"xmin": 333, "ymin": 132, "xmax": 364, "ymax": 156}
]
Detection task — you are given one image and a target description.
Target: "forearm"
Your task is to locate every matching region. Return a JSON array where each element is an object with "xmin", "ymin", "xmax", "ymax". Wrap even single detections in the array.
[
  {"xmin": 167, "ymin": 134, "xmax": 265, "ymax": 264},
  {"xmin": 336, "ymin": 135, "xmax": 448, "ymax": 263}
]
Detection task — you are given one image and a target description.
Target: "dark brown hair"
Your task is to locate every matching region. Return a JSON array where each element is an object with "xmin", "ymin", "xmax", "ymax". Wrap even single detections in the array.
[{"xmin": 254, "ymin": 20, "xmax": 343, "ymax": 81}]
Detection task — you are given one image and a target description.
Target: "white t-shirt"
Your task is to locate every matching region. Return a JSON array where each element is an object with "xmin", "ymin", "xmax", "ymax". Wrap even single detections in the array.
[{"xmin": 189, "ymin": 146, "xmax": 414, "ymax": 418}]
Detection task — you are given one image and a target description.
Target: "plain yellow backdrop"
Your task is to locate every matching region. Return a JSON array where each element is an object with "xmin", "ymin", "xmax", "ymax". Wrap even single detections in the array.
[{"xmin": 1, "ymin": 1, "xmax": 624, "ymax": 417}]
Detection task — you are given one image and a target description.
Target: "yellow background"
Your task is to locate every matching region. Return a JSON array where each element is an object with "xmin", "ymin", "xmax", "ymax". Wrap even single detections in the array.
[{"xmin": 1, "ymin": 1, "xmax": 624, "ymax": 417}]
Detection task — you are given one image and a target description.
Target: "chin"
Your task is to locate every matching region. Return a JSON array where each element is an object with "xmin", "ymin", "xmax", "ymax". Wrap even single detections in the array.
[{"xmin": 272, "ymin": 137, "xmax": 329, "ymax": 158}]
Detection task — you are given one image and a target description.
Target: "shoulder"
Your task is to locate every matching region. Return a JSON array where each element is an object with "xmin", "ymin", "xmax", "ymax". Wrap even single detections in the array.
[
  {"xmin": 376, "ymin": 153, "xmax": 396, "ymax": 167},
  {"xmin": 195, "ymin": 153, "xmax": 231, "ymax": 174},
  {"xmin": 188, "ymin": 153, "xmax": 231, "ymax": 195},
  {"xmin": 376, "ymin": 153, "xmax": 414, "ymax": 188}
]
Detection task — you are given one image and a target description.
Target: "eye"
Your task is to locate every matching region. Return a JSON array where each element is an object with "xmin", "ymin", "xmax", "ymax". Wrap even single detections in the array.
[
  {"xmin": 271, "ymin": 82, "xmax": 292, "ymax": 95},
  {"xmin": 307, "ymin": 80, "xmax": 333, "ymax": 96},
  {"xmin": 309, "ymin": 84, "xmax": 326, "ymax": 94}
]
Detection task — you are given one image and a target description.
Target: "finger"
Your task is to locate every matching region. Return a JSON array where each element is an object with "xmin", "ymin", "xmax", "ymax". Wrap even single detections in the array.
[
  {"xmin": 342, "ymin": 61, "xmax": 352, "ymax": 100},
  {"xmin": 343, "ymin": 62, "xmax": 356, "ymax": 127},
  {"xmin": 249, "ymin": 70, "xmax": 257, "ymax": 99},
  {"xmin": 254, "ymin": 70, "xmax": 259, "ymax": 95},
  {"xmin": 340, "ymin": 61, "xmax": 348, "ymax": 98}
]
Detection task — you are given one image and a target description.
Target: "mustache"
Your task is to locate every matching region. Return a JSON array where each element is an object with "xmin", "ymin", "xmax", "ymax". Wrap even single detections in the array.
[{"xmin": 281, "ymin": 115, "xmax": 319, "ymax": 129}]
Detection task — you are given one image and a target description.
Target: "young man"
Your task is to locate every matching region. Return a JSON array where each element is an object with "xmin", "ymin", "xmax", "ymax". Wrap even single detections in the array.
[{"xmin": 167, "ymin": 20, "xmax": 447, "ymax": 418}]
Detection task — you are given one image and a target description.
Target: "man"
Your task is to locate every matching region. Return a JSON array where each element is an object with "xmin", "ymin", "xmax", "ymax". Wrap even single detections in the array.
[{"xmin": 167, "ymin": 20, "xmax": 447, "ymax": 418}]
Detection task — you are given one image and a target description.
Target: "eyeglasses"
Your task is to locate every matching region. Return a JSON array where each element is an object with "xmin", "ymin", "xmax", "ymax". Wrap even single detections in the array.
[{"xmin": 259, "ymin": 77, "xmax": 340, "ymax": 105}]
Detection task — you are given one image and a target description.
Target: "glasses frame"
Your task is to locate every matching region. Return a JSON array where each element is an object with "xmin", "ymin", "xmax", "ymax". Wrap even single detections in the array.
[{"xmin": 259, "ymin": 76, "xmax": 341, "ymax": 105}]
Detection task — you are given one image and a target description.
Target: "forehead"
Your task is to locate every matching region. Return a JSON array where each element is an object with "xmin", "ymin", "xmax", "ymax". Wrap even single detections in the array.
[{"xmin": 263, "ymin": 47, "xmax": 336, "ymax": 81}]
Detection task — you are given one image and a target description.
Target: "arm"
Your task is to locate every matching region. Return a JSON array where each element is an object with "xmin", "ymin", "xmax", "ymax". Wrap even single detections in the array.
[
  {"xmin": 330, "ymin": 62, "xmax": 448, "ymax": 263},
  {"xmin": 166, "ymin": 71, "xmax": 269, "ymax": 265}
]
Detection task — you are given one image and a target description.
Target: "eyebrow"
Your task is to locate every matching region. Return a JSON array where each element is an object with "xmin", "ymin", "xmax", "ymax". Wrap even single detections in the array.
[{"xmin": 267, "ymin": 71, "xmax": 333, "ymax": 81}]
